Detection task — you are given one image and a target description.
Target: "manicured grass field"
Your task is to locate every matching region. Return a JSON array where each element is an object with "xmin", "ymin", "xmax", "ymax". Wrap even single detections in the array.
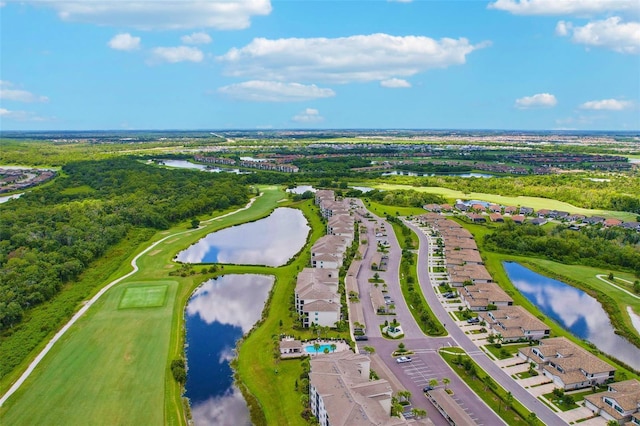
[
  {"xmin": 119, "ymin": 284, "xmax": 168, "ymax": 309},
  {"xmin": 0, "ymin": 281, "xmax": 178, "ymax": 425},
  {"xmin": 0, "ymin": 186, "xmax": 290, "ymax": 426},
  {"xmin": 374, "ymin": 183, "xmax": 637, "ymax": 221}
]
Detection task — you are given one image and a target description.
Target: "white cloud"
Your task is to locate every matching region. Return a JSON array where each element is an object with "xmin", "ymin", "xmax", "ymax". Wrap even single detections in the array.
[
  {"xmin": 555, "ymin": 20, "xmax": 572, "ymax": 36},
  {"xmin": 150, "ymin": 46, "xmax": 203, "ymax": 64},
  {"xmin": 218, "ymin": 33, "xmax": 489, "ymax": 84},
  {"xmin": 0, "ymin": 108, "xmax": 48, "ymax": 121},
  {"xmin": 27, "ymin": 0, "xmax": 272, "ymax": 30},
  {"xmin": 515, "ymin": 93, "xmax": 557, "ymax": 108},
  {"xmin": 558, "ymin": 17, "xmax": 640, "ymax": 54},
  {"xmin": 488, "ymin": 0, "xmax": 638, "ymax": 16},
  {"xmin": 292, "ymin": 108, "xmax": 324, "ymax": 123},
  {"xmin": 380, "ymin": 78, "xmax": 411, "ymax": 88},
  {"xmin": 580, "ymin": 99, "xmax": 633, "ymax": 110},
  {"xmin": 181, "ymin": 32, "xmax": 212, "ymax": 45},
  {"xmin": 0, "ymin": 81, "xmax": 49, "ymax": 102},
  {"xmin": 217, "ymin": 81, "xmax": 335, "ymax": 102},
  {"xmin": 107, "ymin": 33, "xmax": 140, "ymax": 51}
]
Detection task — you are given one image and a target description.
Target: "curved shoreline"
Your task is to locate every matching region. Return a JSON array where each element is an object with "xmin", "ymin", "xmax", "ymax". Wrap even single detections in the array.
[{"xmin": 0, "ymin": 196, "xmax": 259, "ymax": 407}]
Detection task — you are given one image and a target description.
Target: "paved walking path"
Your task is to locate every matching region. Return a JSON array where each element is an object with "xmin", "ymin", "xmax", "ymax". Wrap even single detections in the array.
[{"xmin": 0, "ymin": 196, "xmax": 259, "ymax": 407}]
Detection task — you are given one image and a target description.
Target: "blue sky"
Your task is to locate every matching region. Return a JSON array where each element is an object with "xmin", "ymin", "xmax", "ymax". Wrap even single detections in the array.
[{"xmin": 1, "ymin": 0, "xmax": 638, "ymax": 131}]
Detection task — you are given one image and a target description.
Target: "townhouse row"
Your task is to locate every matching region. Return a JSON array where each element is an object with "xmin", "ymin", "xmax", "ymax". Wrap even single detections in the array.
[{"xmin": 293, "ymin": 190, "xmax": 356, "ymax": 329}]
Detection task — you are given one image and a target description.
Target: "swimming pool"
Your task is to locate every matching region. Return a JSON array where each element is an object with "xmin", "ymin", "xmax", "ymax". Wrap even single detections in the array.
[{"xmin": 304, "ymin": 344, "xmax": 334, "ymax": 354}]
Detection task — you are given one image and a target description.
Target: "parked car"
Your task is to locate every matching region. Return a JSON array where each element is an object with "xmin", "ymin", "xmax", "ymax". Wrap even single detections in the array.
[
  {"xmin": 396, "ymin": 356, "xmax": 412, "ymax": 364},
  {"xmin": 467, "ymin": 317, "xmax": 480, "ymax": 324},
  {"xmin": 422, "ymin": 385, "xmax": 434, "ymax": 392},
  {"xmin": 355, "ymin": 335, "xmax": 368, "ymax": 341}
]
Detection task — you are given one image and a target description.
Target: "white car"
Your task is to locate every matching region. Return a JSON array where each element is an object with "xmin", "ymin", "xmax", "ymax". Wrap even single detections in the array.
[{"xmin": 396, "ymin": 356, "xmax": 412, "ymax": 364}]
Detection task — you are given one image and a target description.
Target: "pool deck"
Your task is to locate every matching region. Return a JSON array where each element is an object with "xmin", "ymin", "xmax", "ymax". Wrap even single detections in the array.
[{"xmin": 304, "ymin": 340, "xmax": 351, "ymax": 355}]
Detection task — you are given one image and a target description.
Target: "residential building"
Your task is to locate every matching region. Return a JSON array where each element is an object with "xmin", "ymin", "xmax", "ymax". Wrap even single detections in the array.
[
  {"xmin": 295, "ymin": 268, "xmax": 340, "ymax": 328},
  {"xmin": 479, "ymin": 305, "xmax": 549, "ymax": 341},
  {"xmin": 459, "ymin": 283, "xmax": 513, "ymax": 311},
  {"xmin": 584, "ymin": 380, "xmax": 640, "ymax": 424},
  {"xmin": 309, "ymin": 352, "xmax": 418, "ymax": 426},
  {"xmin": 518, "ymin": 337, "xmax": 616, "ymax": 390}
]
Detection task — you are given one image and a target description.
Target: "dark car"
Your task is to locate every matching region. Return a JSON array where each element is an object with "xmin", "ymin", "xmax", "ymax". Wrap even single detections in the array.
[
  {"xmin": 355, "ymin": 335, "xmax": 368, "ymax": 341},
  {"xmin": 467, "ymin": 317, "xmax": 480, "ymax": 324},
  {"xmin": 423, "ymin": 385, "xmax": 434, "ymax": 392}
]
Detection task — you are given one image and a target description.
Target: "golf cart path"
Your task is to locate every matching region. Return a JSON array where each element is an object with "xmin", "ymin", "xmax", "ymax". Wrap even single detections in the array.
[{"xmin": 0, "ymin": 196, "xmax": 259, "ymax": 407}]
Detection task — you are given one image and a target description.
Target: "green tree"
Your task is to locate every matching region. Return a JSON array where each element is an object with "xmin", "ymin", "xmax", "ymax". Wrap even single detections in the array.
[
  {"xmin": 362, "ymin": 346, "xmax": 376, "ymax": 355},
  {"xmin": 330, "ymin": 343, "xmax": 337, "ymax": 353},
  {"xmin": 190, "ymin": 218, "xmax": 200, "ymax": 229},
  {"xmin": 410, "ymin": 408, "xmax": 427, "ymax": 420},
  {"xmin": 442, "ymin": 377, "xmax": 450, "ymax": 390}
]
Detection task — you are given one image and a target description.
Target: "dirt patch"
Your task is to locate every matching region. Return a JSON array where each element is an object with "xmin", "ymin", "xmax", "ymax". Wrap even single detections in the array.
[
  {"xmin": 148, "ymin": 249, "xmax": 161, "ymax": 256},
  {"xmin": 164, "ymin": 238, "xmax": 178, "ymax": 244},
  {"xmin": 164, "ymin": 264, "xmax": 174, "ymax": 268}
]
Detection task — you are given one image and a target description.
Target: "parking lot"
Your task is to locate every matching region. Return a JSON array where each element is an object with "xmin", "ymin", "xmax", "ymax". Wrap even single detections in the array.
[{"xmin": 396, "ymin": 356, "xmax": 485, "ymax": 425}]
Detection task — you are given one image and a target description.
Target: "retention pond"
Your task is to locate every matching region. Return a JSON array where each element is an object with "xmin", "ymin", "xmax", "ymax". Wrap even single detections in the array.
[
  {"xmin": 504, "ymin": 262, "xmax": 640, "ymax": 370},
  {"xmin": 176, "ymin": 207, "xmax": 310, "ymax": 266},
  {"xmin": 185, "ymin": 274, "xmax": 274, "ymax": 426}
]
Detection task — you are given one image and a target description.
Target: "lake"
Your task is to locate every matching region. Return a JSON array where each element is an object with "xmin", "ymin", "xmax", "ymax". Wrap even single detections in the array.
[
  {"xmin": 0, "ymin": 193, "xmax": 23, "ymax": 204},
  {"xmin": 381, "ymin": 170, "xmax": 494, "ymax": 178},
  {"xmin": 157, "ymin": 159, "xmax": 244, "ymax": 174},
  {"xmin": 185, "ymin": 274, "xmax": 274, "ymax": 426},
  {"xmin": 286, "ymin": 185, "xmax": 316, "ymax": 194},
  {"xmin": 504, "ymin": 262, "xmax": 640, "ymax": 370},
  {"xmin": 176, "ymin": 208, "xmax": 310, "ymax": 266}
]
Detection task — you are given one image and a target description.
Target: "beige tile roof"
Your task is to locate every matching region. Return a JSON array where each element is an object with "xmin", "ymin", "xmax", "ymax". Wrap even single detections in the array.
[
  {"xmin": 310, "ymin": 352, "xmax": 409, "ymax": 426},
  {"xmin": 303, "ymin": 300, "xmax": 341, "ymax": 313},
  {"xmin": 523, "ymin": 337, "xmax": 616, "ymax": 385},
  {"xmin": 428, "ymin": 388, "xmax": 477, "ymax": 426}
]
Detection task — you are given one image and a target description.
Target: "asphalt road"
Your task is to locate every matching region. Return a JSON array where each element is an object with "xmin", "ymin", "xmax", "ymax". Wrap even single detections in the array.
[
  {"xmin": 351, "ymin": 201, "xmax": 507, "ymax": 426},
  {"xmin": 404, "ymin": 219, "xmax": 567, "ymax": 426}
]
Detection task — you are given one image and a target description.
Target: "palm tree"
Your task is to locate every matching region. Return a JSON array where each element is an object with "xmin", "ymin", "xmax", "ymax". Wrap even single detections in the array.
[
  {"xmin": 410, "ymin": 408, "xmax": 427, "ymax": 420},
  {"xmin": 388, "ymin": 303, "xmax": 396, "ymax": 314},
  {"xmin": 505, "ymin": 391, "xmax": 514, "ymax": 411},
  {"xmin": 313, "ymin": 342, "xmax": 320, "ymax": 354},
  {"xmin": 330, "ymin": 343, "xmax": 337, "ymax": 353},
  {"xmin": 397, "ymin": 390, "xmax": 412, "ymax": 404},
  {"xmin": 442, "ymin": 377, "xmax": 450, "ymax": 390},
  {"xmin": 362, "ymin": 346, "xmax": 376, "ymax": 355},
  {"xmin": 428, "ymin": 378, "xmax": 439, "ymax": 389}
]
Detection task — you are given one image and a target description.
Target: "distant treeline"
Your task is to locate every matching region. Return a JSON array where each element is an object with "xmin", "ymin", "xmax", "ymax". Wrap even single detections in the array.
[
  {"xmin": 0, "ymin": 158, "xmax": 249, "ymax": 329},
  {"xmin": 366, "ymin": 189, "xmax": 446, "ymax": 207},
  {"xmin": 484, "ymin": 221, "xmax": 640, "ymax": 276}
]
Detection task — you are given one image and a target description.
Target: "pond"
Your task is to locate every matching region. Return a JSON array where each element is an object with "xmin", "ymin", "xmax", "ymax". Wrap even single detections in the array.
[
  {"xmin": 381, "ymin": 170, "xmax": 494, "ymax": 178},
  {"xmin": 156, "ymin": 159, "xmax": 245, "ymax": 174},
  {"xmin": 286, "ymin": 185, "xmax": 316, "ymax": 194},
  {"xmin": 0, "ymin": 193, "xmax": 23, "ymax": 204},
  {"xmin": 504, "ymin": 262, "xmax": 640, "ymax": 370},
  {"xmin": 185, "ymin": 274, "xmax": 274, "ymax": 426},
  {"xmin": 176, "ymin": 208, "xmax": 310, "ymax": 266}
]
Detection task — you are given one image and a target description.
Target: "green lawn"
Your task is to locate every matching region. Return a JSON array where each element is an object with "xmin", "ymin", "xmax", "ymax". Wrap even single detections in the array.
[
  {"xmin": 0, "ymin": 281, "xmax": 178, "ymax": 425},
  {"xmin": 119, "ymin": 284, "xmax": 168, "ymax": 309},
  {"xmin": 374, "ymin": 183, "xmax": 637, "ymax": 221},
  {"xmin": 440, "ymin": 349, "xmax": 531, "ymax": 425},
  {"xmin": 0, "ymin": 186, "xmax": 290, "ymax": 426}
]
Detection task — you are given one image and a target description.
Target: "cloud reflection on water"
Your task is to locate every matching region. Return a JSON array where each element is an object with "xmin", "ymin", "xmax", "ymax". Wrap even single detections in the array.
[
  {"xmin": 176, "ymin": 208, "xmax": 310, "ymax": 266},
  {"xmin": 506, "ymin": 262, "xmax": 640, "ymax": 370},
  {"xmin": 187, "ymin": 275, "xmax": 274, "ymax": 333},
  {"xmin": 191, "ymin": 386, "xmax": 251, "ymax": 426}
]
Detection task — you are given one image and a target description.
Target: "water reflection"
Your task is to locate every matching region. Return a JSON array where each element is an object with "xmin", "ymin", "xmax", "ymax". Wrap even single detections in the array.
[
  {"xmin": 185, "ymin": 274, "xmax": 274, "ymax": 425},
  {"xmin": 381, "ymin": 170, "xmax": 494, "ymax": 178},
  {"xmin": 0, "ymin": 193, "xmax": 23, "ymax": 204},
  {"xmin": 504, "ymin": 262, "xmax": 640, "ymax": 370},
  {"xmin": 286, "ymin": 185, "xmax": 316, "ymax": 194},
  {"xmin": 176, "ymin": 208, "xmax": 310, "ymax": 266}
]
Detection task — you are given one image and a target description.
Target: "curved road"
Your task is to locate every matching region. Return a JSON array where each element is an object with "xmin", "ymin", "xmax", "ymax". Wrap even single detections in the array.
[
  {"xmin": 404, "ymin": 220, "xmax": 567, "ymax": 426},
  {"xmin": 0, "ymin": 196, "xmax": 259, "ymax": 407}
]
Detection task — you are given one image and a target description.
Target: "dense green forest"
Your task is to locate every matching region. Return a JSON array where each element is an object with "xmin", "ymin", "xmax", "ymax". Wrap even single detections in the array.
[
  {"xmin": 484, "ymin": 222, "xmax": 640, "ymax": 275},
  {"xmin": 366, "ymin": 189, "xmax": 447, "ymax": 207},
  {"xmin": 389, "ymin": 173, "xmax": 640, "ymax": 213},
  {"xmin": 0, "ymin": 158, "xmax": 249, "ymax": 329}
]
